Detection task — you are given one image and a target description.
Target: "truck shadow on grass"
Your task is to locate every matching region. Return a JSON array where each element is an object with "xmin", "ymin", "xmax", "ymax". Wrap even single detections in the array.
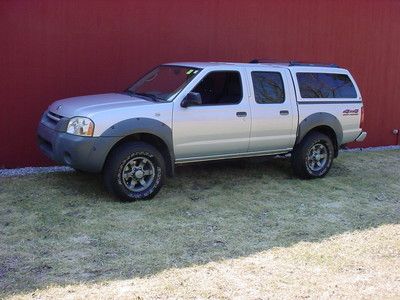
[{"xmin": 0, "ymin": 151, "xmax": 399, "ymax": 297}]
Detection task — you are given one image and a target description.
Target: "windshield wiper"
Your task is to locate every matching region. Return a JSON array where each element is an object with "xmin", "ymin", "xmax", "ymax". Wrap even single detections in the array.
[
  {"xmin": 122, "ymin": 90, "xmax": 154, "ymax": 101},
  {"xmin": 121, "ymin": 90, "xmax": 166, "ymax": 102},
  {"xmin": 133, "ymin": 92, "xmax": 166, "ymax": 102}
]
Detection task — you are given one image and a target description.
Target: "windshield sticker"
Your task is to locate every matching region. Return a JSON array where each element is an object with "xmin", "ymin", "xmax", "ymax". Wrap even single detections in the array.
[
  {"xmin": 193, "ymin": 70, "xmax": 199, "ymax": 74},
  {"xmin": 186, "ymin": 69, "xmax": 194, "ymax": 75}
]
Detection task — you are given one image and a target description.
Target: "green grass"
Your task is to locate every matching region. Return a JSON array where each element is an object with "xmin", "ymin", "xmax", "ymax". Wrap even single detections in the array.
[{"xmin": 0, "ymin": 150, "xmax": 399, "ymax": 299}]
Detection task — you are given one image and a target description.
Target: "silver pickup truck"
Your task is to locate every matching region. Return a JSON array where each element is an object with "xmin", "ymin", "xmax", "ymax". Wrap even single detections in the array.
[{"xmin": 38, "ymin": 61, "xmax": 366, "ymax": 201}]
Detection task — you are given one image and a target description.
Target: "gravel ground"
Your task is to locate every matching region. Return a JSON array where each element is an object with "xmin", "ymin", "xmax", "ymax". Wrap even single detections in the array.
[
  {"xmin": 342, "ymin": 145, "xmax": 400, "ymax": 152},
  {"xmin": 0, "ymin": 166, "xmax": 74, "ymax": 177},
  {"xmin": 0, "ymin": 145, "xmax": 399, "ymax": 177}
]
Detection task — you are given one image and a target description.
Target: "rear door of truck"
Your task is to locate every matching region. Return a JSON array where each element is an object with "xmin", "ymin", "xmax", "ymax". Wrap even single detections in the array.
[{"xmin": 246, "ymin": 66, "xmax": 298, "ymax": 153}]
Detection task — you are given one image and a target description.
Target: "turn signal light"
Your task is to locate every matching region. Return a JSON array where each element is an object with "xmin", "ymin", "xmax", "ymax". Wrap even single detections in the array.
[{"xmin": 360, "ymin": 106, "xmax": 365, "ymax": 129}]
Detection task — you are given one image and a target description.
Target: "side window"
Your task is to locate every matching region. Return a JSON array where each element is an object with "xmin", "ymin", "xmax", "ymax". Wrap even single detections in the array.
[
  {"xmin": 296, "ymin": 73, "xmax": 357, "ymax": 98},
  {"xmin": 251, "ymin": 72, "xmax": 285, "ymax": 104},
  {"xmin": 191, "ymin": 71, "xmax": 243, "ymax": 105}
]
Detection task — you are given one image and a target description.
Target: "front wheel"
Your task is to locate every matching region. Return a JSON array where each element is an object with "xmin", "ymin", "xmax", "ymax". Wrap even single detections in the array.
[
  {"xmin": 103, "ymin": 142, "xmax": 166, "ymax": 201},
  {"xmin": 291, "ymin": 132, "xmax": 334, "ymax": 179}
]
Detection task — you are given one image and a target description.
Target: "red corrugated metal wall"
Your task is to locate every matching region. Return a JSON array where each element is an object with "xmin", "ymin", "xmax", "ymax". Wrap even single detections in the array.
[{"xmin": 1, "ymin": 0, "xmax": 400, "ymax": 168}]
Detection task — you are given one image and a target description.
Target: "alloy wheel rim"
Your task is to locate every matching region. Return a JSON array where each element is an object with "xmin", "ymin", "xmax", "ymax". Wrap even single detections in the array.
[
  {"xmin": 121, "ymin": 156, "xmax": 155, "ymax": 192},
  {"xmin": 307, "ymin": 143, "xmax": 328, "ymax": 172}
]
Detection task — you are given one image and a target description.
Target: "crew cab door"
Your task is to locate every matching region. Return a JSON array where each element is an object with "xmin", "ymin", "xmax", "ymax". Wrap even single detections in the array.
[
  {"xmin": 246, "ymin": 67, "xmax": 298, "ymax": 152},
  {"xmin": 173, "ymin": 68, "xmax": 251, "ymax": 161}
]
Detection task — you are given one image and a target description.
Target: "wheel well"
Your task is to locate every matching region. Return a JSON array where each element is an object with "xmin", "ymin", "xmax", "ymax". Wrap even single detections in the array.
[
  {"xmin": 105, "ymin": 133, "xmax": 174, "ymax": 176},
  {"xmin": 306, "ymin": 126, "xmax": 339, "ymax": 157}
]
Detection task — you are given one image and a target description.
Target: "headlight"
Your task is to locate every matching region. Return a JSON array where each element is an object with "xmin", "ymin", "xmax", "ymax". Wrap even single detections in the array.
[{"xmin": 66, "ymin": 117, "xmax": 94, "ymax": 136}]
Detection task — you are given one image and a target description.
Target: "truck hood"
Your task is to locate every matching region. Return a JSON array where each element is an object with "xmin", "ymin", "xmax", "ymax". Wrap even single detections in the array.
[{"xmin": 48, "ymin": 93, "xmax": 155, "ymax": 117}]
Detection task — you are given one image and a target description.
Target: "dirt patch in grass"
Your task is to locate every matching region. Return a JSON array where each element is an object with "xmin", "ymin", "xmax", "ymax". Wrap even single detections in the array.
[{"xmin": 1, "ymin": 150, "xmax": 399, "ymax": 298}]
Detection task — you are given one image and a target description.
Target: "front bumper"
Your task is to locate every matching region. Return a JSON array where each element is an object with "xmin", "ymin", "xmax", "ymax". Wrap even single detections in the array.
[
  {"xmin": 37, "ymin": 122, "xmax": 118, "ymax": 173},
  {"xmin": 355, "ymin": 131, "xmax": 367, "ymax": 142}
]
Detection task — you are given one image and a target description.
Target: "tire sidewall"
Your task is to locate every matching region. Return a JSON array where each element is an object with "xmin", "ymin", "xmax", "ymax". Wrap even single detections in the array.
[
  {"xmin": 303, "ymin": 134, "xmax": 334, "ymax": 178},
  {"xmin": 116, "ymin": 150, "xmax": 163, "ymax": 200},
  {"xmin": 104, "ymin": 142, "xmax": 166, "ymax": 201}
]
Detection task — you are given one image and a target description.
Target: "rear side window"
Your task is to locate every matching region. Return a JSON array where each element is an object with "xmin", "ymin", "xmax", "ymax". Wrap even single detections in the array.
[
  {"xmin": 296, "ymin": 73, "xmax": 357, "ymax": 98},
  {"xmin": 251, "ymin": 72, "xmax": 285, "ymax": 103}
]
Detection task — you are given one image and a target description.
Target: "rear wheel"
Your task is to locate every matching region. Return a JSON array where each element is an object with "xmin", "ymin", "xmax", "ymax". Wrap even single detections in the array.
[
  {"xmin": 291, "ymin": 132, "xmax": 334, "ymax": 179},
  {"xmin": 103, "ymin": 142, "xmax": 165, "ymax": 201}
]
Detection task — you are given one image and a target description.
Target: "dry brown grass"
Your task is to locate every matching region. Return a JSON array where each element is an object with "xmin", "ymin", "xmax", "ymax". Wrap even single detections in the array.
[
  {"xmin": 1, "ymin": 150, "xmax": 400, "ymax": 299},
  {"xmin": 9, "ymin": 224, "xmax": 400, "ymax": 299}
]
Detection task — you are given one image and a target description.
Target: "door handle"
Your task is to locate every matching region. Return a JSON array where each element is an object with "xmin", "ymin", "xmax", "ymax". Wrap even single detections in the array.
[
  {"xmin": 280, "ymin": 110, "xmax": 289, "ymax": 116},
  {"xmin": 236, "ymin": 111, "xmax": 247, "ymax": 117}
]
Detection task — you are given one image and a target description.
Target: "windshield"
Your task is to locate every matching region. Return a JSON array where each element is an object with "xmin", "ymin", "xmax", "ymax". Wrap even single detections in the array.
[{"xmin": 126, "ymin": 65, "xmax": 202, "ymax": 102}]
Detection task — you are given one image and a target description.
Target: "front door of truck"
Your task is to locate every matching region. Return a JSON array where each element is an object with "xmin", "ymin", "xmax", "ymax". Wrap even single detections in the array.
[{"xmin": 173, "ymin": 68, "xmax": 251, "ymax": 161}]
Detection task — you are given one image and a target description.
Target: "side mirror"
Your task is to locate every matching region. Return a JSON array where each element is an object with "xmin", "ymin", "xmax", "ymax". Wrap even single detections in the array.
[{"xmin": 181, "ymin": 92, "xmax": 202, "ymax": 108}]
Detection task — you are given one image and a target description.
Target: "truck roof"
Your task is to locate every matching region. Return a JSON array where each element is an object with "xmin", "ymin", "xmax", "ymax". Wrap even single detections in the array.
[{"xmin": 164, "ymin": 61, "xmax": 348, "ymax": 72}]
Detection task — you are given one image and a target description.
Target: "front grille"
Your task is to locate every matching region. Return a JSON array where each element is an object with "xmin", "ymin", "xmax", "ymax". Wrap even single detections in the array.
[{"xmin": 47, "ymin": 111, "xmax": 62, "ymax": 122}]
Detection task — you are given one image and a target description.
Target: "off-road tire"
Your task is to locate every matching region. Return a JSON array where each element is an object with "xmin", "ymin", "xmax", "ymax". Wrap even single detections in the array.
[
  {"xmin": 291, "ymin": 131, "xmax": 334, "ymax": 179},
  {"xmin": 103, "ymin": 142, "xmax": 166, "ymax": 201}
]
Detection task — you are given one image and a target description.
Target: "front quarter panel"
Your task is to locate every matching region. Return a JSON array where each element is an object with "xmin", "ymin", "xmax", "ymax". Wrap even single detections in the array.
[
  {"xmin": 101, "ymin": 117, "xmax": 173, "ymax": 149},
  {"xmin": 89, "ymin": 102, "xmax": 173, "ymax": 137}
]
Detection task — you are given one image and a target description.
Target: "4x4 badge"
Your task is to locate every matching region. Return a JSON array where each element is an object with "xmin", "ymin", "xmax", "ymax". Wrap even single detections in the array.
[{"xmin": 343, "ymin": 109, "xmax": 359, "ymax": 116}]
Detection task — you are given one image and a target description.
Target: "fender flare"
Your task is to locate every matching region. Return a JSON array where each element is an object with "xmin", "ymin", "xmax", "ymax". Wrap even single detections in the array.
[
  {"xmin": 101, "ymin": 117, "xmax": 175, "ymax": 175},
  {"xmin": 296, "ymin": 112, "xmax": 343, "ymax": 147}
]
